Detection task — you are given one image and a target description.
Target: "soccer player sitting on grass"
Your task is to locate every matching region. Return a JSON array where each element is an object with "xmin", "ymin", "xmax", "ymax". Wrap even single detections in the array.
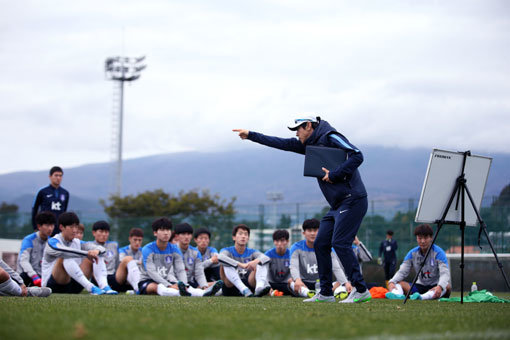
[
  {"xmin": 138, "ymin": 217, "xmax": 190, "ymax": 297},
  {"xmin": 386, "ymin": 224, "xmax": 451, "ymax": 300},
  {"xmin": 254, "ymin": 229, "xmax": 292, "ymax": 296},
  {"xmin": 81, "ymin": 221, "xmax": 121, "ymax": 294},
  {"xmin": 41, "ymin": 212, "xmax": 107, "ymax": 295},
  {"xmin": 194, "ymin": 227, "xmax": 221, "ymax": 282},
  {"xmin": 1, "ymin": 259, "xmax": 51, "ymax": 297},
  {"xmin": 352, "ymin": 236, "xmax": 373, "ymax": 274},
  {"xmin": 118, "ymin": 227, "xmax": 144, "ymax": 293},
  {"xmin": 75, "ymin": 223, "xmax": 85, "ymax": 240},
  {"xmin": 174, "ymin": 223, "xmax": 223, "ymax": 297},
  {"xmin": 17, "ymin": 211, "xmax": 55, "ymax": 287},
  {"xmin": 289, "ymin": 219, "xmax": 350, "ymax": 301},
  {"xmin": 218, "ymin": 224, "xmax": 269, "ymax": 297}
]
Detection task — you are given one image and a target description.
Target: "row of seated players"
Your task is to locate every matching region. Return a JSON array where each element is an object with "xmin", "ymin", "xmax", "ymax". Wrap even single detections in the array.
[
  {"xmin": 11, "ymin": 211, "xmax": 363, "ymax": 298},
  {"xmin": 7, "ymin": 211, "xmax": 450, "ymax": 301}
]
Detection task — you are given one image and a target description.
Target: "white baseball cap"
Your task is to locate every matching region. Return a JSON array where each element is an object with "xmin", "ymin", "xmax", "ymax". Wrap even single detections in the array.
[{"xmin": 287, "ymin": 115, "xmax": 320, "ymax": 131}]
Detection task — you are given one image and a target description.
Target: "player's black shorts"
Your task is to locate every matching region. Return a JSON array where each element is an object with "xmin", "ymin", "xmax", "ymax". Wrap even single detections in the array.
[
  {"xmin": 138, "ymin": 280, "xmax": 155, "ymax": 295},
  {"xmin": 269, "ymin": 282, "xmax": 292, "ymax": 295},
  {"xmin": 222, "ymin": 276, "xmax": 253, "ymax": 296},
  {"xmin": 204, "ymin": 266, "xmax": 220, "ymax": 282},
  {"xmin": 138, "ymin": 279, "xmax": 177, "ymax": 295},
  {"xmin": 107, "ymin": 273, "xmax": 131, "ymax": 292},
  {"xmin": 410, "ymin": 283, "xmax": 450, "ymax": 297},
  {"xmin": 303, "ymin": 281, "xmax": 316, "ymax": 291},
  {"xmin": 19, "ymin": 272, "xmax": 33, "ymax": 286},
  {"xmin": 46, "ymin": 275, "xmax": 84, "ymax": 294}
]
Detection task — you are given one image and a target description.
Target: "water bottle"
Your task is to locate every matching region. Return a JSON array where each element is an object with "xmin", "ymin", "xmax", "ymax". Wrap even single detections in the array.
[
  {"xmin": 315, "ymin": 279, "xmax": 321, "ymax": 294},
  {"xmin": 471, "ymin": 282, "xmax": 478, "ymax": 292}
]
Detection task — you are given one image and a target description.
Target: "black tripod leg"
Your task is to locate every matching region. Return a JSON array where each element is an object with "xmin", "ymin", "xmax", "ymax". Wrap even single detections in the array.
[{"xmin": 464, "ymin": 185, "xmax": 510, "ymax": 290}]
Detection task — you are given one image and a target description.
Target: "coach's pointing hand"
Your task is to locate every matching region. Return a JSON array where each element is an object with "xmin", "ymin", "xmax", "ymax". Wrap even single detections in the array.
[{"xmin": 233, "ymin": 129, "xmax": 249, "ymax": 140}]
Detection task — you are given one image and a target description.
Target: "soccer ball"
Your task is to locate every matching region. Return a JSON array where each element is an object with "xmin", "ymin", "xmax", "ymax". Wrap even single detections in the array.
[{"xmin": 334, "ymin": 285, "xmax": 349, "ymax": 300}]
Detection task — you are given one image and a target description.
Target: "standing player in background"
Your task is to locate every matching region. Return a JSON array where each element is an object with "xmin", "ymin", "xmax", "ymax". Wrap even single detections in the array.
[
  {"xmin": 379, "ymin": 230, "xmax": 398, "ymax": 288},
  {"xmin": 17, "ymin": 211, "xmax": 55, "ymax": 286},
  {"xmin": 194, "ymin": 227, "xmax": 220, "ymax": 282},
  {"xmin": 174, "ymin": 223, "xmax": 223, "ymax": 297},
  {"xmin": 41, "ymin": 212, "xmax": 106, "ymax": 295},
  {"xmin": 289, "ymin": 219, "xmax": 349, "ymax": 300},
  {"xmin": 234, "ymin": 115, "xmax": 370, "ymax": 303},
  {"xmin": 1, "ymin": 259, "xmax": 51, "ymax": 297},
  {"xmin": 138, "ymin": 217, "xmax": 189, "ymax": 297},
  {"xmin": 256, "ymin": 229, "xmax": 292, "ymax": 296},
  {"xmin": 118, "ymin": 227, "xmax": 144, "ymax": 293},
  {"xmin": 32, "ymin": 166, "xmax": 69, "ymax": 236},
  {"xmin": 218, "ymin": 224, "xmax": 269, "ymax": 297}
]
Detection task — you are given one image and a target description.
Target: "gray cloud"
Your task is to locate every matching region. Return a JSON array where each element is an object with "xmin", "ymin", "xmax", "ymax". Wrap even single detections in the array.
[{"xmin": 0, "ymin": 0, "xmax": 509, "ymax": 174}]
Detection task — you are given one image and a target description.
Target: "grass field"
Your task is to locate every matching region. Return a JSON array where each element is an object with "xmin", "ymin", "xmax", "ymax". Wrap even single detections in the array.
[{"xmin": 1, "ymin": 293, "xmax": 510, "ymax": 340}]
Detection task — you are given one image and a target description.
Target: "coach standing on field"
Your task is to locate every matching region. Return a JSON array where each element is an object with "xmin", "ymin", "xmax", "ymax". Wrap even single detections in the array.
[
  {"xmin": 31, "ymin": 166, "xmax": 69, "ymax": 236},
  {"xmin": 233, "ymin": 116, "xmax": 370, "ymax": 303}
]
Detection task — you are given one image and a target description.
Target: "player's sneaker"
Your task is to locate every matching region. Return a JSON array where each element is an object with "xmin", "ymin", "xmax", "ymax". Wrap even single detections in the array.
[
  {"xmin": 177, "ymin": 281, "xmax": 191, "ymax": 296},
  {"xmin": 102, "ymin": 285, "xmax": 118, "ymax": 295},
  {"xmin": 254, "ymin": 285, "xmax": 271, "ymax": 297},
  {"xmin": 385, "ymin": 292, "xmax": 405, "ymax": 300},
  {"xmin": 303, "ymin": 293, "xmax": 336, "ymax": 303},
  {"xmin": 90, "ymin": 285, "xmax": 105, "ymax": 295},
  {"xmin": 340, "ymin": 288, "xmax": 371, "ymax": 303},
  {"xmin": 203, "ymin": 280, "xmax": 223, "ymax": 297},
  {"xmin": 242, "ymin": 288, "xmax": 254, "ymax": 297},
  {"xmin": 410, "ymin": 292, "xmax": 422, "ymax": 300},
  {"xmin": 27, "ymin": 286, "xmax": 52, "ymax": 297},
  {"xmin": 271, "ymin": 290, "xmax": 284, "ymax": 297}
]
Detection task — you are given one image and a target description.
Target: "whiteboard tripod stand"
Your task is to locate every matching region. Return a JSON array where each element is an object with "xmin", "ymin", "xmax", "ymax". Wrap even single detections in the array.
[{"xmin": 404, "ymin": 151, "xmax": 510, "ymax": 304}]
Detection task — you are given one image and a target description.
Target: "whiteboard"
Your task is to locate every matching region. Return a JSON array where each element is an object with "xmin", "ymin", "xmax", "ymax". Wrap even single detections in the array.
[{"xmin": 415, "ymin": 149, "xmax": 492, "ymax": 227}]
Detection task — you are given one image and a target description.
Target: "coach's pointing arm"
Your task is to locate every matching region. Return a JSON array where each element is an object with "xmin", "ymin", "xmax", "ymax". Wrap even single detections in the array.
[{"xmin": 233, "ymin": 129, "xmax": 305, "ymax": 153}]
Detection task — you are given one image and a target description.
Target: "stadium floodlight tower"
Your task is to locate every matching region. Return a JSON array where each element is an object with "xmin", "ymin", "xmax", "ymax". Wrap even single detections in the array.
[{"xmin": 105, "ymin": 56, "xmax": 146, "ymax": 197}]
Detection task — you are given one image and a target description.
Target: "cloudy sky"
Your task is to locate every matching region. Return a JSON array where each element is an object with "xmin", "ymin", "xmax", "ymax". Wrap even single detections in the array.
[{"xmin": 1, "ymin": 0, "xmax": 509, "ymax": 175}]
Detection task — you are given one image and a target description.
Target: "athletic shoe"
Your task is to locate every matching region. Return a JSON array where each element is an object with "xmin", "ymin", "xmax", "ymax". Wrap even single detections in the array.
[
  {"xmin": 410, "ymin": 292, "xmax": 422, "ymax": 300},
  {"xmin": 303, "ymin": 293, "xmax": 336, "ymax": 303},
  {"xmin": 203, "ymin": 280, "xmax": 223, "ymax": 297},
  {"xmin": 177, "ymin": 281, "xmax": 191, "ymax": 296},
  {"xmin": 340, "ymin": 288, "xmax": 371, "ymax": 303},
  {"xmin": 27, "ymin": 286, "xmax": 52, "ymax": 297},
  {"xmin": 242, "ymin": 288, "xmax": 254, "ymax": 297},
  {"xmin": 102, "ymin": 285, "xmax": 118, "ymax": 295},
  {"xmin": 385, "ymin": 292, "xmax": 405, "ymax": 300},
  {"xmin": 271, "ymin": 290, "xmax": 284, "ymax": 297},
  {"xmin": 90, "ymin": 285, "xmax": 105, "ymax": 295},
  {"xmin": 254, "ymin": 285, "xmax": 271, "ymax": 297}
]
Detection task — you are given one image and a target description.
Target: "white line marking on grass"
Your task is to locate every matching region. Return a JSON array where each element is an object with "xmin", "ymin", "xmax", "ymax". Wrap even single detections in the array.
[{"xmin": 352, "ymin": 330, "xmax": 510, "ymax": 340}]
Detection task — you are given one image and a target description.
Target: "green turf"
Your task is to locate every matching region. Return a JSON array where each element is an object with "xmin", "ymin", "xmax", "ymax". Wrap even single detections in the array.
[{"xmin": 1, "ymin": 293, "xmax": 510, "ymax": 340}]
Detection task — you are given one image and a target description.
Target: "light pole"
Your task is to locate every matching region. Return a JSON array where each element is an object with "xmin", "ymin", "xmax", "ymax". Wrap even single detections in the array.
[{"xmin": 105, "ymin": 56, "xmax": 146, "ymax": 197}]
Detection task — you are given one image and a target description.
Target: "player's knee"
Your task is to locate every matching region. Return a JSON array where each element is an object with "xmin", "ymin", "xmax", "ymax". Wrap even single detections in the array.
[
  {"xmin": 121, "ymin": 256, "xmax": 133, "ymax": 264},
  {"xmin": 0, "ymin": 268, "xmax": 9, "ymax": 282}
]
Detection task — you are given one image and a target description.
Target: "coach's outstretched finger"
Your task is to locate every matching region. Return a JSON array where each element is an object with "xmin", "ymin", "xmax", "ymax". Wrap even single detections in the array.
[{"xmin": 233, "ymin": 129, "xmax": 249, "ymax": 139}]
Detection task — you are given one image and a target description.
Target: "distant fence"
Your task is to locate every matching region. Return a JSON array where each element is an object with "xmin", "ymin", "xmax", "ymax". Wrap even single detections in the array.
[{"xmin": 1, "ymin": 196, "xmax": 509, "ymax": 259}]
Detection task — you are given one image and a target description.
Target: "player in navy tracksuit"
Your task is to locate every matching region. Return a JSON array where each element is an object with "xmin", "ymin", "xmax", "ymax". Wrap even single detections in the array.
[
  {"xmin": 233, "ymin": 116, "xmax": 370, "ymax": 303},
  {"xmin": 31, "ymin": 166, "xmax": 69, "ymax": 235}
]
